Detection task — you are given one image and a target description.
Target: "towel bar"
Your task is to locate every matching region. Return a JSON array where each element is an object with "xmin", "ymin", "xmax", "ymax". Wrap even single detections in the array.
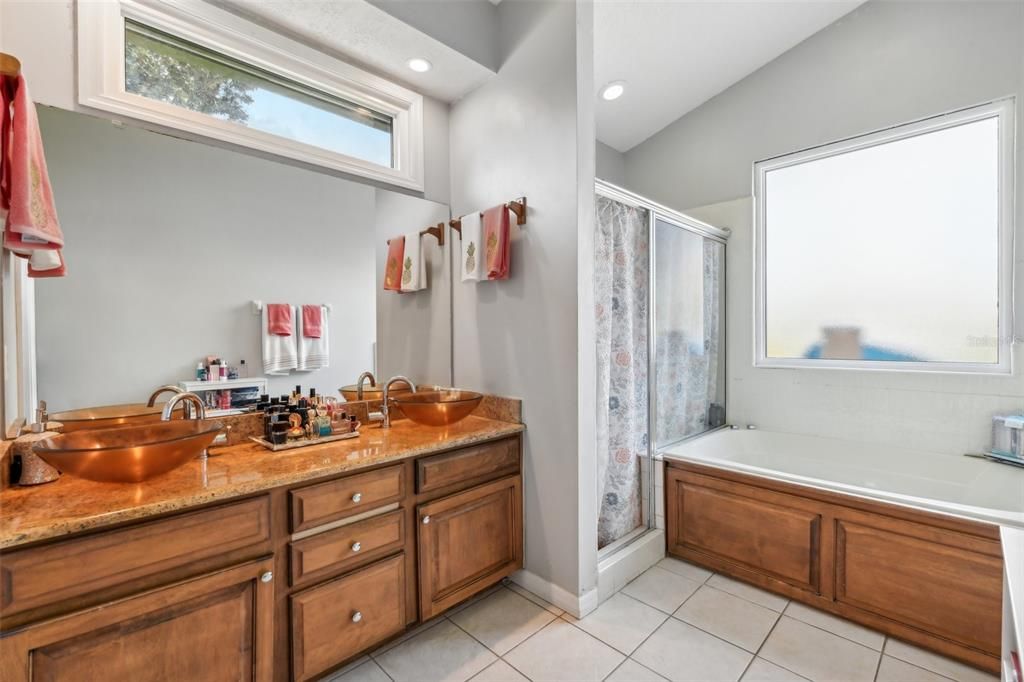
[
  {"xmin": 450, "ymin": 197, "xmax": 527, "ymax": 237},
  {"xmin": 386, "ymin": 223, "xmax": 445, "ymax": 247},
  {"xmin": 251, "ymin": 301, "xmax": 332, "ymax": 315}
]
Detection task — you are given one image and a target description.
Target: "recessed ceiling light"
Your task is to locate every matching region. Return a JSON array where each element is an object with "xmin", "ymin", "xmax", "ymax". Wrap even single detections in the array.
[
  {"xmin": 600, "ymin": 81, "xmax": 626, "ymax": 101},
  {"xmin": 407, "ymin": 58, "xmax": 432, "ymax": 73}
]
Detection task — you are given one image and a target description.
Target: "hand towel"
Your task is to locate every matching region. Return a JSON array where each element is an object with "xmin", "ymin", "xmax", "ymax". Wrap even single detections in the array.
[
  {"xmin": 383, "ymin": 236, "xmax": 405, "ymax": 291},
  {"xmin": 301, "ymin": 304, "xmax": 322, "ymax": 338},
  {"xmin": 400, "ymin": 231, "xmax": 426, "ymax": 293},
  {"xmin": 267, "ymin": 303, "xmax": 292, "ymax": 336},
  {"xmin": 459, "ymin": 211, "xmax": 484, "ymax": 282},
  {"xmin": 262, "ymin": 305, "xmax": 297, "ymax": 375},
  {"xmin": 1, "ymin": 75, "xmax": 65, "ymax": 278},
  {"xmin": 297, "ymin": 304, "xmax": 329, "ymax": 371},
  {"xmin": 483, "ymin": 204, "xmax": 511, "ymax": 280}
]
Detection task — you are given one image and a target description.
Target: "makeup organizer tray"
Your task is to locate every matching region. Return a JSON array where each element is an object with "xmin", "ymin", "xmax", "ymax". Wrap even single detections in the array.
[{"xmin": 249, "ymin": 429, "xmax": 360, "ymax": 452}]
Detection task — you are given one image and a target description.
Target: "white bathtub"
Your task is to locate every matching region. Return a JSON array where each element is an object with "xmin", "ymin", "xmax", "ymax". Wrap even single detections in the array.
[{"xmin": 662, "ymin": 428, "xmax": 1024, "ymax": 529}]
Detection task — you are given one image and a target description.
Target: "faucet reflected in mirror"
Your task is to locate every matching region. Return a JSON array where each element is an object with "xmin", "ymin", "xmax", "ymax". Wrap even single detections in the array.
[{"xmin": 356, "ymin": 371, "xmax": 376, "ymax": 400}]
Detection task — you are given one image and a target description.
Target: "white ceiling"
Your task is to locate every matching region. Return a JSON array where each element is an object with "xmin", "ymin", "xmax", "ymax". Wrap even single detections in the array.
[
  {"xmin": 595, "ymin": 0, "xmax": 864, "ymax": 152},
  {"xmin": 216, "ymin": 0, "xmax": 495, "ymax": 102}
]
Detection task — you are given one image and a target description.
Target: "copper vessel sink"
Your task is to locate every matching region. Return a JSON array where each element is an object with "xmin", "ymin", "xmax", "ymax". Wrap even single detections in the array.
[
  {"xmin": 50, "ymin": 403, "xmax": 182, "ymax": 433},
  {"xmin": 390, "ymin": 390, "xmax": 482, "ymax": 427},
  {"xmin": 339, "ymin": 381, "xmax": 413, "ymax": 402},
  {"xmin": 33, "ymin": 419, "xmax": 224, "ymax": 483}
]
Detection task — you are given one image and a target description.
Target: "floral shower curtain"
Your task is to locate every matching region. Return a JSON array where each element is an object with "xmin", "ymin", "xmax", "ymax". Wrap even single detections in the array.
[{"xmin": 595, "ymin": 195, "xmax": 649, "ymax": 549}]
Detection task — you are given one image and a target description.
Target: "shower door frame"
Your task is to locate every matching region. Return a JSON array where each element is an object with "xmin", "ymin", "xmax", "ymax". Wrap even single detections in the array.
[{"xmin": 595, "ymin": 179, "xmax": 729, "ymax": 560}]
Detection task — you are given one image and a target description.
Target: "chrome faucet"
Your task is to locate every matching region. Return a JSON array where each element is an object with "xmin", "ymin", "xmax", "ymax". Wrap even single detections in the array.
[
  {"xmin": 147, "ymin": 385, "xmax": 183, "ymax": 407},
  {"xmin": 356, "ymin": 371, "xmax": 377, "ymax": 400},
  {"xmin": 380, "ymin": 376, "xmax": 416, "ymax": 428},
  {"xmin": 161, "ymin": 392, "xmax": 207, "ymax": 422}
]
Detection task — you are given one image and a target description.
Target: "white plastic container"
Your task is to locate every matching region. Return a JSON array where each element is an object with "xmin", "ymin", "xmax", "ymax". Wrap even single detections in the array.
[{"xmin": 992, "ymin": 415, "xmax": 1024, "ymax": 460}]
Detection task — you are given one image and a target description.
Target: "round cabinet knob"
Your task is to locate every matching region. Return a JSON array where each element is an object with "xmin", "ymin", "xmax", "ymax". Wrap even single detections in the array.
[
  {"xmin": 422, "ymin": 515, "xmax": 430, "ymax": 524},
  {"xmin": 260, "ymin": 571, "xmax": 273, "ymax": 583},
  {"xmin": 351, "ymin": 611, "xmax": 363, "ymax": 623},
  {"xmin": 351, "ymin": 542, "xmax": 362, "ymax": 552},
  {"xmin": 351, "ymin": 492, "xmax": 362, "ymax": 503}
]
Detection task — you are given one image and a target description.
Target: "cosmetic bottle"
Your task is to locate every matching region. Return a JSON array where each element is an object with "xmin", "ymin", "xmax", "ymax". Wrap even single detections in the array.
[
  {"xmin": 195, "ymin": 362, "xmax": 205, "ymax": 381},
  {"xmin": 219, "ymin": 364, "xmax": 228, "ymax": 381},
  {"xmin": 239, "ymin": 359, "xmax": 248, "ymax": 378}
]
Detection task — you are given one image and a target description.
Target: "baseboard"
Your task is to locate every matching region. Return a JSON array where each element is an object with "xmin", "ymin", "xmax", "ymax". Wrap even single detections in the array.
[{"xmin": 509, "ymin": 570, "xmax": 598, "ymax": 619}]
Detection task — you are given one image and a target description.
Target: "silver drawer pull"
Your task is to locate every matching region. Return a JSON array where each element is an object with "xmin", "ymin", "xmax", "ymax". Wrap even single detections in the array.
[
  {"xmin": 351, "ymin": 611, "xmax": 363, "ymax": 623},
  {"xmin": 351, "ymin": 541, "xmax": 362, "ymax": 552},
  {"xmin": 260, "ymin": 571, "xmax": 273, "ymax": 583},
  {"xmin": 351, "ymin": 492, "xmax": 362, "ymax": 503},
  {"xmin": 422, "ymin": 515, "xmax": 430, "ymax": 524}
]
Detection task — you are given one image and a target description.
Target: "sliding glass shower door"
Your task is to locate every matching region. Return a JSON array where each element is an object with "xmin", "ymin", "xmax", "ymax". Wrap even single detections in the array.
[{"xmin": 595, "ymin": 181, "xmax": 727, "ymax": 554}]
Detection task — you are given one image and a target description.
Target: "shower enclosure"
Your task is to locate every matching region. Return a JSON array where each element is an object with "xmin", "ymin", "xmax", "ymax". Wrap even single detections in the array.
[{"xmin": 595, "ymin": 180, "xmax": 728, "ymax": 555}]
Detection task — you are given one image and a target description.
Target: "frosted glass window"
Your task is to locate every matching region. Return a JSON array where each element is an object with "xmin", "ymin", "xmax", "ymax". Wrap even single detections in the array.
[{"xmin": 755, "ymin": 101, "xmax": 1013, "ymax": 373}]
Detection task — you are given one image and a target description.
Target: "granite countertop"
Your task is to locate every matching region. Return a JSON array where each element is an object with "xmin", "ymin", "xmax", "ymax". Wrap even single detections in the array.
[{"xmin": 0, "ymin": 415, "xmax": 524, "ymax": 550}]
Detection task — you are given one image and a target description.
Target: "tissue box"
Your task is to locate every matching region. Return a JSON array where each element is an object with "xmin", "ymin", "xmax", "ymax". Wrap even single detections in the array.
[{"xmin": 992, "ymin": 414, "xmax": 1024, "ymax": 459}]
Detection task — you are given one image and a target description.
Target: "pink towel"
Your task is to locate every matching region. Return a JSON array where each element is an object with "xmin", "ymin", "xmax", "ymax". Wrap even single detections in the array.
[
  {"xmin": 1, "ymin": 74, "xmax": 65, "ymax": 278},
  {"xmin": 383, "ymin": 236, "xmax": 405, "ymax": 292},
  {"xmin": 302, "ymin": 304, "xmax": 322, "ymax": 339},
  {"xmin": 267, "ymin": 303, "xmax": 292, "ymax": 336},
  {"xmin": 482, "ymin": 205, "xmax": 510, "ymax": 280}
]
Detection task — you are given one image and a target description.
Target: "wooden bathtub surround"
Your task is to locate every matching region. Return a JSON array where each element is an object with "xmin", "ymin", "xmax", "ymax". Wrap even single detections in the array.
[
  {"xmin": 0, "ymin": 417, "xmax": 524, "ymax": 682},
  {"xmin": 665, "ymin": 461, "xmax": 1003, "ymax": 674}
]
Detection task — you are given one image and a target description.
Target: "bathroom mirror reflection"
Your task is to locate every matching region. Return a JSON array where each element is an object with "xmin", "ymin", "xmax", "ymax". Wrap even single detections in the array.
[{"xmin": 30, "ymin": 107, "xmax": 452, "ymax": 415}]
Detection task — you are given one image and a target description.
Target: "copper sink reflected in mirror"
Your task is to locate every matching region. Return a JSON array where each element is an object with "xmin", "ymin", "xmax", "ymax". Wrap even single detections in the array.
[
  {"xmin": 33, "ymin": 420, "xmax": 224, "ymax": 483},
  {"xmin": 339, "ymin": 382, "xmax": 413, "ymax": 402},
  {"xmin": 391, "ymin": 390, "xmax": 483, "ymax": 427},
  {"xmin": 50, "ymin": 403, "xmax": 183, "ymax": 433}
]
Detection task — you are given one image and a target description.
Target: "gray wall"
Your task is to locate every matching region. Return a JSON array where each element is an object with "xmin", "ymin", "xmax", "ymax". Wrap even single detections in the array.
[
  {"xmin": 36, "ymin": 107, "xmax": 379, "ymax": 410},
  {"xmin": 375, "ymin": 189, "xmax": 452, "ymax": 386},
  {"xmin": 449, "ymin": 0, "xmax": 583, "ymax": 598},
  {"xmin": 596, "ymin": 141, "xmax": 625, "ymax": 186},
  {"xmin": 625, "ymin": 1, "xmax": 1024, "ymax": 210},
  {"xmin": 623, "ymin": 0, "xmax": 1024, "ymax": 454}
]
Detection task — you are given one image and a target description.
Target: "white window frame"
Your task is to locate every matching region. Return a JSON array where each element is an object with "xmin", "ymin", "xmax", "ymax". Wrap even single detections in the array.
[
  {"xmin": 753, "ymin": 98, "xmax": 1016, "ymax": 374},
  {"xmin": 77, "ymin": 0, "xmax": 425, "ymax": 190}
]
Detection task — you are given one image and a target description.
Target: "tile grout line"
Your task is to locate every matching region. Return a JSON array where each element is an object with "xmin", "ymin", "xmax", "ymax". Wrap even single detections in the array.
[{"xmin": 871, "ymin": 637, "xmax": 886, "ymax": 682}]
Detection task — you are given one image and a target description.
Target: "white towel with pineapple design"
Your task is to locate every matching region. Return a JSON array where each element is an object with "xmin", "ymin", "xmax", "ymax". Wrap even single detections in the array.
[
  {"xmin": 400, "ymin": 232, "xmax": 427, "ymax": 292},
  {"xmin": 459, "ymin": 211, "xmax": 483, "ymax": 282}
]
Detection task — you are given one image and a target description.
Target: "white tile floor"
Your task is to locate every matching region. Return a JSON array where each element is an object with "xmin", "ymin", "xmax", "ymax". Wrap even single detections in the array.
[{"xmin": 326, "ymin": 558, "xmax": 999, "ymax": 682}]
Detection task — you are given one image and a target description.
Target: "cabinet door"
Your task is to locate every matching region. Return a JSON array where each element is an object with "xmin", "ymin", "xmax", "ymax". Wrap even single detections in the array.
[
  {"xmin": 666, "ymin": 467, "xmax": 823, "ymax": 594},
  {"xmin": 417, "ymin": 475, "xmax": 522, "ymax": 619},
  {"xmin": 0, "ymin": 557, "xmax": 274, "ymax": 682}
]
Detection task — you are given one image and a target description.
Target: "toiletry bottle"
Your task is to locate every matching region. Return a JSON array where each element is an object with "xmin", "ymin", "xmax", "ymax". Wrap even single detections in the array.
[
  {"xmin": 239, "ymin": 359, "xmax": 248, "ymax": 378},
  {"xmin": 220, "ymin": 364, "xmax": 228, "ymax": 381},
  {"xmin": 196, "ymin": 362, "xmax": 205, "ymax": 381}
]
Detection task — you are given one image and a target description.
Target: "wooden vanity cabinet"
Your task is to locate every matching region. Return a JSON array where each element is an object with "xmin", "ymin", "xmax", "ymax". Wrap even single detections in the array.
[
  {"xmin": 665, "ymin": 461, "xmax": 1003, "ymax": 674},
  {"xmin": 0, "ymin": 557, "xmax": 275, "ymax": 682},
  {"xmin": 0, "ymin": 433, "xmax": 524, "ymax": 682}
]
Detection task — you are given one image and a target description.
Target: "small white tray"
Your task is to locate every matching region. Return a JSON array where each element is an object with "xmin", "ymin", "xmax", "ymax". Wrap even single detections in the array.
[{"xmin": 250, "ymin": 430, "xmax": 360, "ymax": 452}]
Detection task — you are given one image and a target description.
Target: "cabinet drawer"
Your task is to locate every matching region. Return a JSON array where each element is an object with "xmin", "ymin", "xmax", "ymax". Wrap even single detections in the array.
[
  {"xmin": 291, "ymin": 554, "xmax": 406, "ymax": 682},
  {"xmin": 290, "ymin": 465, "xmax": 403, "ymax": 533},
  {"xmin": 0, "ymin": 496, "xmax": 271, "ymax": 619},
  {"xmin": 416, "ymin": 438, "xmax": 519, "ymax": 494},
  {"xmin": 289, "ymin": 510, "xmax": 405, "ymax": 588}
]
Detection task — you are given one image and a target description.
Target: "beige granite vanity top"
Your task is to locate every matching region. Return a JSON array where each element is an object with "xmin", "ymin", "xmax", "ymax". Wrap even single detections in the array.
[{"xmin": 0, "ymin": 415, "xmax": 524, "ymax": 550}]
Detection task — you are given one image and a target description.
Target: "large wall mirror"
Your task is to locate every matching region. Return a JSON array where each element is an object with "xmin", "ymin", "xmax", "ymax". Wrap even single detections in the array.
[
  {"xmin": 22, "ymin": 106, "xmax": 451, "ymax": 419},
  {"xmin": 754, "ymin": 98, "xmax": 1015, "ymax": 374}
]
